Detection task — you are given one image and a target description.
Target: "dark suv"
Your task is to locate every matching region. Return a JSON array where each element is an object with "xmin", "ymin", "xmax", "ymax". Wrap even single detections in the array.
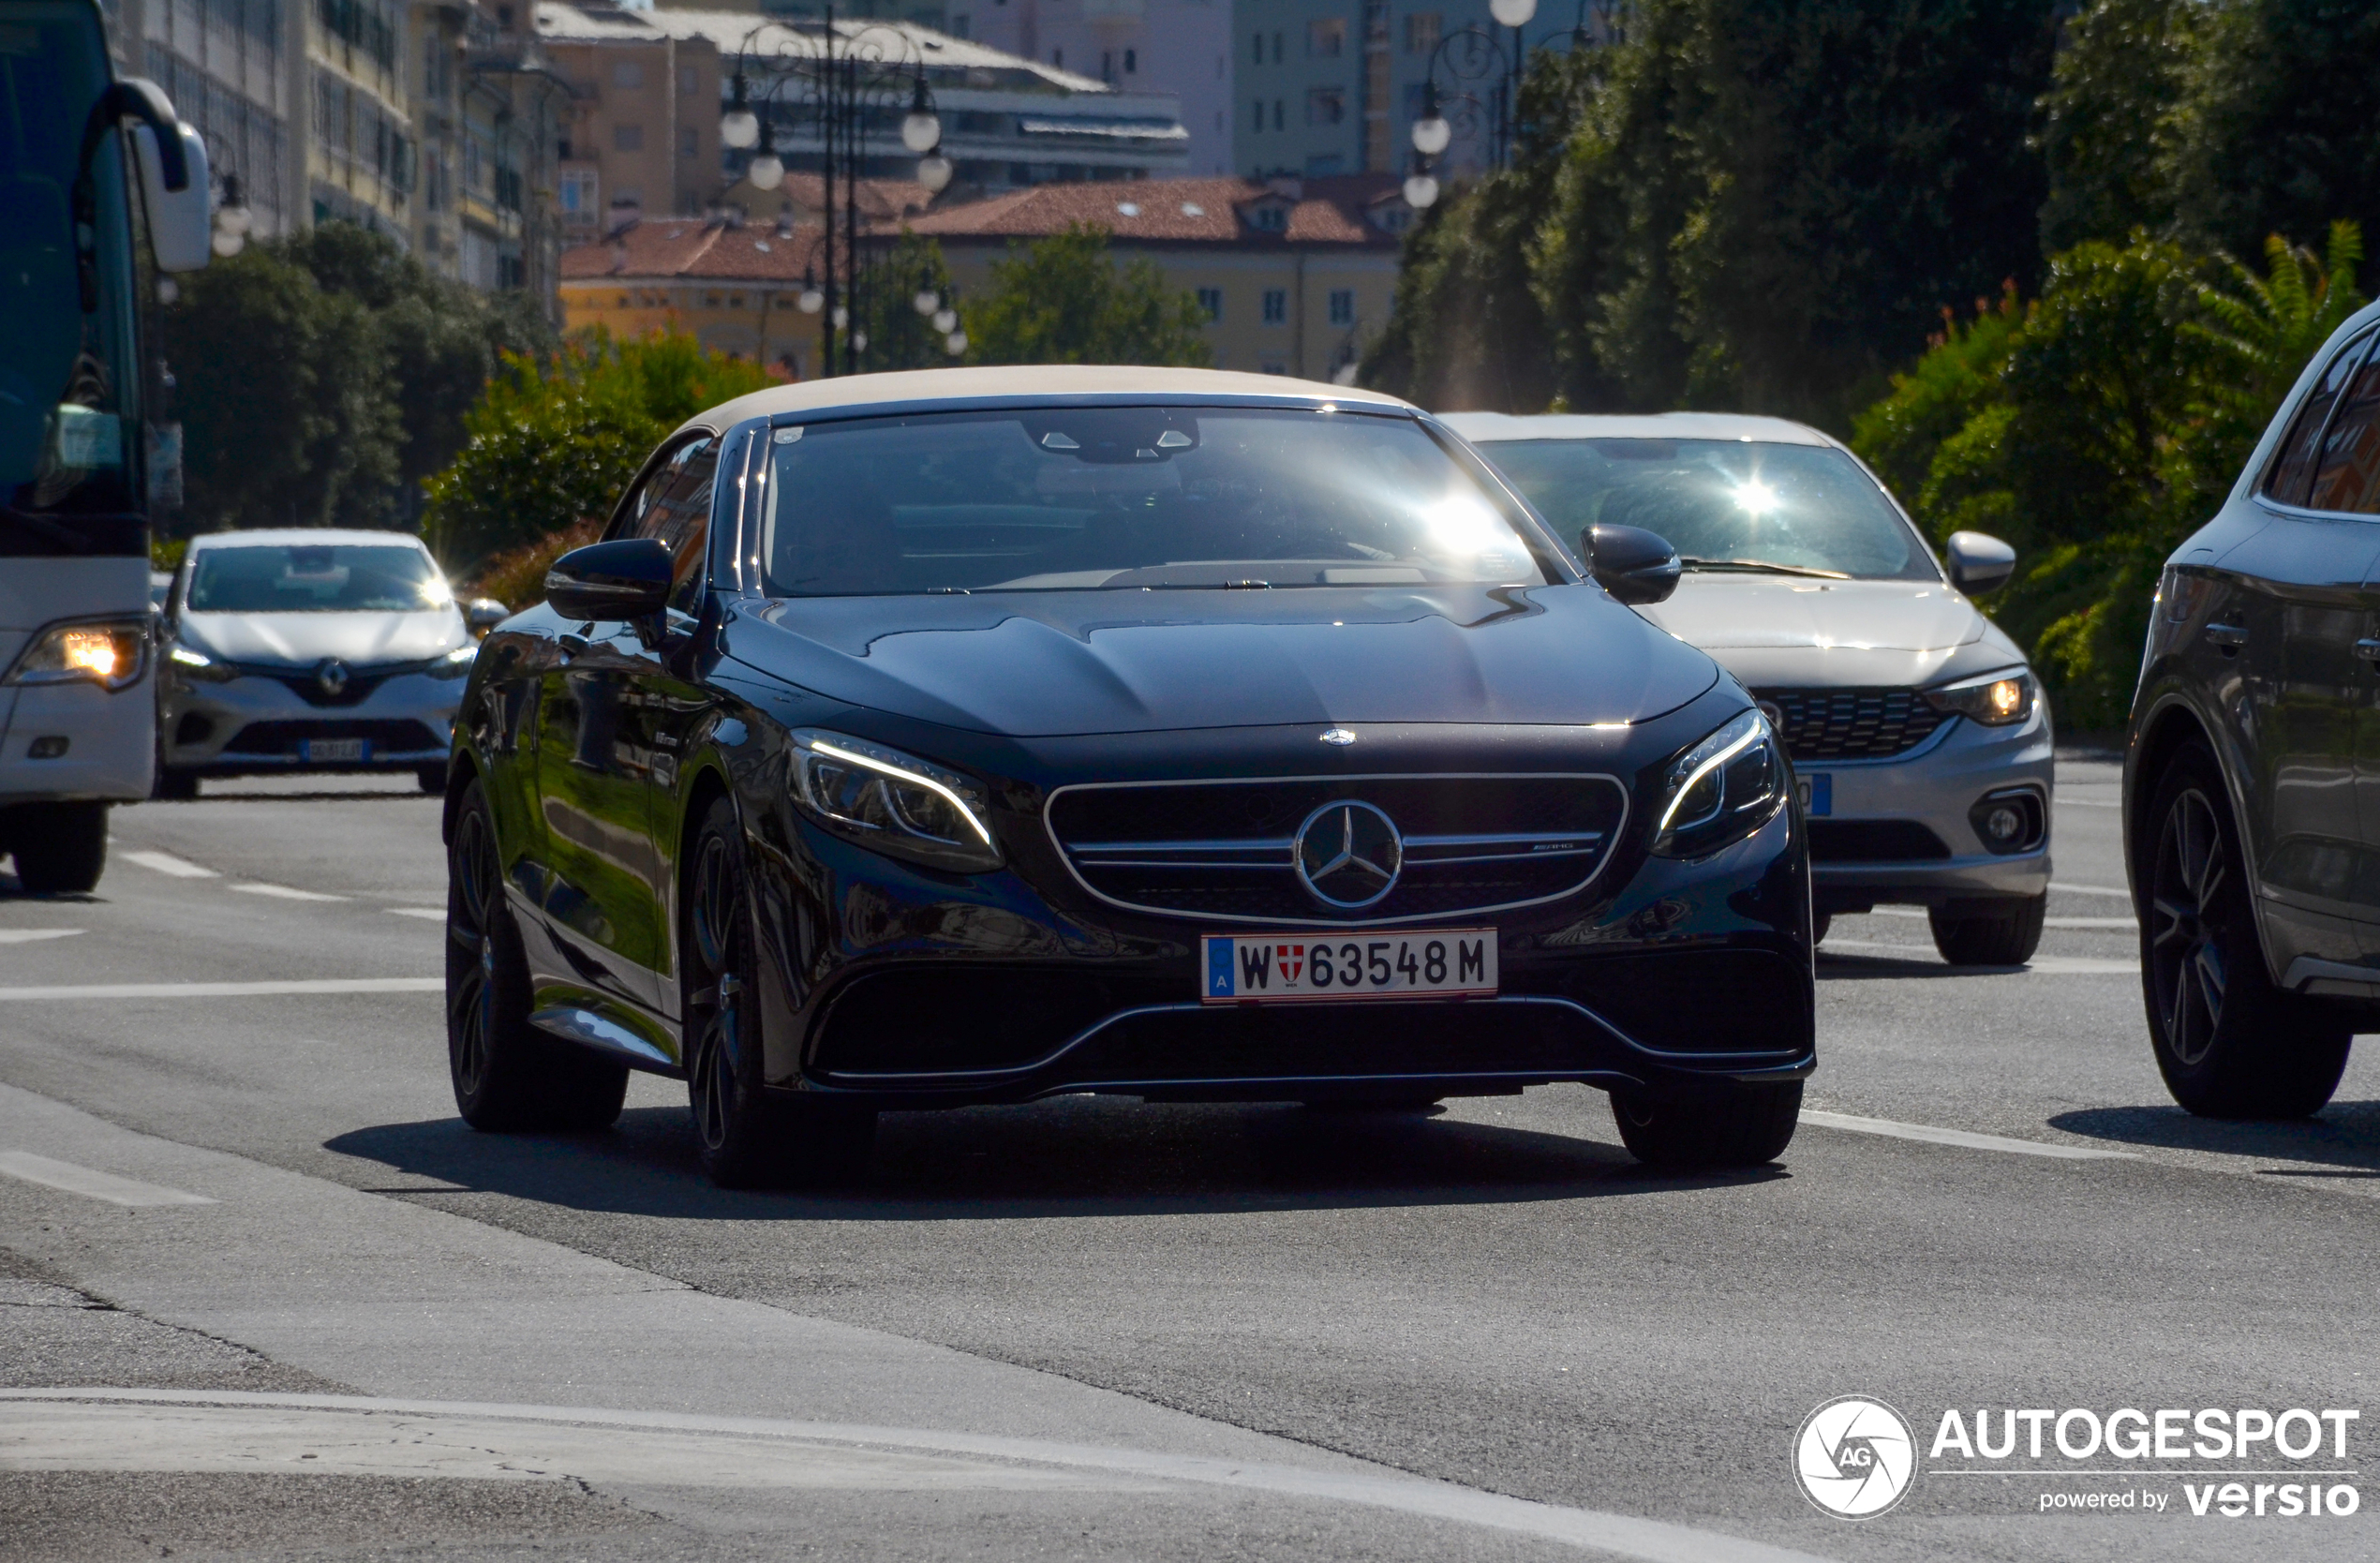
[{"xmin": 2125, "ymin": 305, "xmax": 2380, "ymax": 1118}]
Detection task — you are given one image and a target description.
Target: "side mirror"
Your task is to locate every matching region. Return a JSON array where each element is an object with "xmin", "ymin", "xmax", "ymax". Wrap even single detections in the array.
[
  {"xmin": 133, "ymin": 121, "xmax": 211, "ymax": 274},
  {"xmin": 545, "ymin": 539, "xmax": 671, "ymax": 624},
  {"xmin": 464, "ymin": 597, "xmax": 510, "ymax": 634},
  {"xmin": 1585, "ymin": 524, "xmax": 1681, "ymax": 606},
  {"xmin": 1946, "ymin": 530, "xmax": 2016, "ymax": 596}
]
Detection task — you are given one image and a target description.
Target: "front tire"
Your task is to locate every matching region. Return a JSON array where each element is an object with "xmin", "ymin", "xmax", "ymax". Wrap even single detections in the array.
[
  {"xmin": 8, "ymin": 802, "xmax": 108, "ymax": 894},
  {"xmin": 2140, "ymin": 744, "xmax": 2349, "ymax": 1118},
  {"xmin": 1928, "ymin": 893, "xmax": 2046, "ymax": 965},
  {"xmin": 683, "ymin": 796, "xmax": 874, "ymax": 1188},
  {"xmin": 446, "ymin": 779, "xmax": 628, "ymax": 1132},
  {"xmin": 1611, "ymin": 1080, "xmax": 1801, "ymax": 1168}
]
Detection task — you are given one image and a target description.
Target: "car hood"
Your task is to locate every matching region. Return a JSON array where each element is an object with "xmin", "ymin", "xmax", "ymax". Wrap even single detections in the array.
[
  {"xmin": 732, "ymin": 584, "xmax": 1720, "ymax": 737},
  {"xmin": 177, "ymin": 609, "xmax": 465, "ymax": 668},
  {"xmin": 1633, "ymin": 575, "xmax": 2016, "ymax": 688}
]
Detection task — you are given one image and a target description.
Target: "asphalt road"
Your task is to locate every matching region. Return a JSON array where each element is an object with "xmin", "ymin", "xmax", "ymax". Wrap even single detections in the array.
[{"xmin": 2, "ymin": 760, "xmax": 2375, "ymax": 1562}]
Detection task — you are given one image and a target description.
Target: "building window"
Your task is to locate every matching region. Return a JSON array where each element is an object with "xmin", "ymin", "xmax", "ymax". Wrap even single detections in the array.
[
  {"xmin": 1253, "ymin": 99, "xmax": 1263, "ymax": 133},
  {"xmin": 1306, "ymin": 87, "xmax": 1345, "ymax": 127},
  {"xmin": 1329, "ymin": 290, "xmax": 1354, "ymax": 325},
  {"xmin": 679, "ymin": 125, "xmax": 698, "ymax": 158},
  {"xmin": 1273, "ymin": 99, "xmax": 1285, "ymax": 130},
  {"xmin": 1262, "ymin": 289, "xmax": 1287, "ymax": 324},
  {"xmin": 1123, "ymin": 47, "xmax": 1136, "ymax": 73},
  {"xmin": 559, "ymin": 169, "xmax": 598, "ymax": 220},
  {"xmin": 1052, "ymin": 46, "xmax": 1063, "ymax": 67},
  {"xmin": 613, "ymin": 124, "xmax": 644, "ymax": 153},
  {"xmin": 679, "ymin": 65, "xmax": 696, "ymax": 93},
  {"xmin": 1308, "ymin": 18, "xmax": 1345, "ymax": 57},
  {"xmin": 1406, "ymin": 12, "xmax": 1441, "ymax": 55},
  {"xmin": 1197, "ymin": 287, "xmax": 1222, "ymax": 321},
  {"xmin": 1261, "ymin": 362, "xmax": 1287, "ymax": 376},
  {"xmin": 951, "ymin": 12, "xmax": 970, "ymax": 37},
  {"xmin": 1101, "ymin": 50, "xmax": 1112, "ymax": 79},
  {"xmin": 612, "ymin": 62, "xmax": 643, "ymax": 89}
]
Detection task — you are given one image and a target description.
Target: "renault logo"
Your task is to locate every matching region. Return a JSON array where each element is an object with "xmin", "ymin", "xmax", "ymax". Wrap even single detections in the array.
[
  {"xmin": 1294, "ymin": 800, "xmax": 1403, "ymax": 909},
  {"xmin": 315, "ymin": 659, "xmax": 350, "ymax": 697}
]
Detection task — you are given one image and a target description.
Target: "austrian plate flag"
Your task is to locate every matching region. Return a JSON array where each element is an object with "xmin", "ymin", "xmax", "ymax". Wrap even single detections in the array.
[{"xmin": 1200, "ymin": 930, "xmax": 1497, "ymax": 1004}]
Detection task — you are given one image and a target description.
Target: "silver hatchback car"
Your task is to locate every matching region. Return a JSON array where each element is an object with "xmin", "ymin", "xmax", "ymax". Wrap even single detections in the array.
[
  {"xmin": 156, "ymin": 530, "xmax": 479, "ymax": 797},
  {"xmin": 1446, "ymin": 412, "xmax": 2054, "ymax": 964}
]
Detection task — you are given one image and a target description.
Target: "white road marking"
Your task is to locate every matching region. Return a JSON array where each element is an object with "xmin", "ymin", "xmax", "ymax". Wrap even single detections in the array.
[
  {"xmin": 1819, "ymin": 937, "xmax": 2137, "ymax": 973},
  {"xmin": 0, "ymin": 977, "xmax": 440, "ymax": 1002},
  {"xmin": 1859, "ymin": 907, "xmax": 2132, "ymax": 929},
  {"xmin": 0, "ymin": 1391, "xmax": 1843, "ymax": 1563},
  {"xmin": 1801, "ymin": 1110, "xmax": 2137, "ymax": 1161},
  {"xmin": 2050, "ymin": 882, "xmax": 2131, "ymax": 897},
  {"xmin": 385, "ymin": 907, "xmax": 445, "ymax": 920},
  {"xmin": 0, "ymin": 930, "xmax": 82, "ymax": 945},
  {"xmin": 0, "ymin": 1151, "xmax": 216, "ymax": 1206},
  {"xmin": 229, "ymin": 883, "xmax": 348, "ymax": 902},
  {"xmin": 119, "ymin": 850, "xmax": 216, "ymax": 879},
  {"xmin": 2058, "ymin": 797, "xmax": 2120, "ymax": 809}
]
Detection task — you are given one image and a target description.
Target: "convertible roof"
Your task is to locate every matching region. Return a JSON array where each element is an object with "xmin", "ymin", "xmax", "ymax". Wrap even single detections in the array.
[
  {"xmin": 687, "ymin": 365, "xmax": 1415, "ymax": 437},
  {"xmin": 1437, "ymin": 411, "xmax": 1836, "ymax": 447},
  {"xmin": 186, "ymin": 528, "xmax": 434, "ymax": 550}
]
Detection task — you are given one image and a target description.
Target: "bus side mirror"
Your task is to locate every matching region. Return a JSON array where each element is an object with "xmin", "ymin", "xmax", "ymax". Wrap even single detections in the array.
[{"xmin": 135, "ymin": 122, "xmax": 211, "ymax": 273}]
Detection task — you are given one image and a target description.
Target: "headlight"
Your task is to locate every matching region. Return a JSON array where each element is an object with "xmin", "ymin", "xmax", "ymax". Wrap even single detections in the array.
[
  {"xmin": 1923, "ymin": 667, "xmax": 2036, "ymax": 726},
  {"xmin": 1651, "ymin": 707, "xmax": 1784, "ymax": 858},
  {"xmin": 427, "ymin": 645, "xmax": 478, "ymax": 680},
  {"xmin": 6, "ymin": 617, "xmax": 150, "ymax": 692},
  {"xmin": 167, "ymin": 643, "xmax": 238, "ymax": 682},
  {"xmin": 789, "ymin": 728, "xmax": 1003, "ymax": 873}
]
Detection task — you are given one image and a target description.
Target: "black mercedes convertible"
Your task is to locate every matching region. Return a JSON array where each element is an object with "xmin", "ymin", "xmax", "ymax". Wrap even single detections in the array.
[{"xmin": 440, "ymin": 366, "xmax": 1815, "ymax": 1186}]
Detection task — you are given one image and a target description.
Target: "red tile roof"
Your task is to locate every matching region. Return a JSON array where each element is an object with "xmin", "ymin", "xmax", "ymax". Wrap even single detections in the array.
[
  {"xmin": 558, "ymin": 217, "xmax": 838, "ymax": 283},
  {"xmin": 896, "ymin": 174, "xmax": 1405, "ymax": 248}
]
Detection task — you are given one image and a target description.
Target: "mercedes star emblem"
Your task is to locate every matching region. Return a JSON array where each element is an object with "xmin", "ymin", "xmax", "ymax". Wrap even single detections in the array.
[
  {"xmin": 1294, "ymin": 800, "xmax": 1404, "ymax": 909},
  {"xmin": 315, "ymin": 658, "xmax": 350, "ymax": 697}
]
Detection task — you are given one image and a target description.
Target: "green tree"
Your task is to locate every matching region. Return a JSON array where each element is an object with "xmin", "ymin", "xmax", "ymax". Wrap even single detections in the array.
[
  {"xmin": 965, "ymin": 224, "xmax": 1212, "ymax": 367},
  {"xmin": 423, "ymin": 328, "xmax": 775, "ymax": 569},
  {"xmin": 857, "ymin": 231, "xmax": 962, "ymax": 372},
  {"xmin": 2033, "ymin": 0, "xmax": 2196, "ymax": 252},
  {"xmin": 159, "ymin": 246, "xmax": 401, "ymax": 531},
  {"xmin": 1850, "ymin": 223, "xmax": 2366, "ymax": 727},
  {"xmin": 2161, "ymin": 0, "xmax": 2380, "ymax": 259}
]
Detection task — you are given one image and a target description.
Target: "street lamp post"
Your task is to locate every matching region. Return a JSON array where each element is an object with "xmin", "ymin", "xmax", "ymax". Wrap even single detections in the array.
[
  {"xmin": 1404, "ymin": 0, "xmax": 1540, "ymax": 211},
  {"xmin": 721, "ymin": 6, "xmax": 945, "ymax": 377}
]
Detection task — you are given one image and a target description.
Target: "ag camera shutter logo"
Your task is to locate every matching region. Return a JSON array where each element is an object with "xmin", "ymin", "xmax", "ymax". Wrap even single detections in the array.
[{"xmin": 1795, "ymin": 1395, "xmax": 1917, "ymax": 1519}]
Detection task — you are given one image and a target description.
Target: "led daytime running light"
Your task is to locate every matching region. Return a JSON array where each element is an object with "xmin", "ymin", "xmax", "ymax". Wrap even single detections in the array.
[
  {"xmin": 1657, "ymin": 716, "xmax": 1766, "ymax": 836},
  {"xmin": 807, "ymin": 738, "xmax": 994, "ymax": 847}
]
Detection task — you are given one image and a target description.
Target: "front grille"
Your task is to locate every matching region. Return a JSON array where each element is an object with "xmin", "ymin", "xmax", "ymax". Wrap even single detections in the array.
[
  {"xmin": 1807, "ymin": 820, "xmax": 1952, "ymax": 862},
  {"xmin": 1756, "ymin": 687, "xmax": 1948, "ymax": 761},
  {"xmin": 1046, "ymin": 774, "xmax": 1628, "ymax": 925},
  {"xmin": 221, "ymin": 719, "xmax": 443, "ymax": 756},
  {"xmin": 265, "ymin": 672, "xmax": 392, "ymax": 707}
]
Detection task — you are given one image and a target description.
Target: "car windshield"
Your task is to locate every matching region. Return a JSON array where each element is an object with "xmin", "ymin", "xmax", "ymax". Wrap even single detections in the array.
[
  {"xmin": 758, "ymin": 406, "xmax": 1551, "ymax": 595},
  {"xmin": 1481, "ymin": 438, "xmax": 1938, "ymax": 582},
  {"xmin": 186, "ymin": 543, "xmax": 450, "ymax": 613}
]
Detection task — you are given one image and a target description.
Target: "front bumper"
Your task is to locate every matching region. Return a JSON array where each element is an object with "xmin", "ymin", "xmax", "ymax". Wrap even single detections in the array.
[
  {"xmin": 746, "ymin": 741, "xmax": 1819, "ymax": 1109},
  {"xmin": 1796, "ymin": 701, "xmax": 2053, "ymax": 912},
  {"xmin": 161, "ymin": 666, "xmax": 459, "ymax": 776},
  {"xmin": 0, "ymin": 673, "xmax": 156, "ymax": 802}
]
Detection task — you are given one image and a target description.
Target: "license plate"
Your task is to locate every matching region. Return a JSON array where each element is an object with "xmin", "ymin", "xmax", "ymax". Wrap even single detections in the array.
[
  {"xmin": 1202, "ymin": 930, "xmax": 1497, "ymax": 1004},
  {"xmin": 1797, "ymin": 772, "xmax": 1832, "ymax": 817},
  {"xmin": 302, "ymin": 737, "xmax": 368, "ymax": 763}
]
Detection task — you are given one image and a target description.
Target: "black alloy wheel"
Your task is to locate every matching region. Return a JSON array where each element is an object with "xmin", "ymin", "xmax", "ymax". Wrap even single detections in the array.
[
  {"xmin": 446, "ymin": 778, "xmax": 628, "ymax": 1132},
  {"xmin": 683, "ymin": 795, "xmax": 874, "ymax": 1189},
  {"xmin": 2141, "ymin": 744, "xmax": 2348, "ymax": 1118},
  {"xmin": 1928, "ymin": 893, "xmax": 2046, "ymax": 966},
  {"xmin": 1610, "ymin": 1080, "xmax": 1802, "ymax": 1169}
]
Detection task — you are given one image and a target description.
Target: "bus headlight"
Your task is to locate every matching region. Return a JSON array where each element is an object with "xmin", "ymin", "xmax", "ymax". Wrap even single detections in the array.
[{"xmin": 7, "ymin": 618, "xmax": 151, "ymax": 692}]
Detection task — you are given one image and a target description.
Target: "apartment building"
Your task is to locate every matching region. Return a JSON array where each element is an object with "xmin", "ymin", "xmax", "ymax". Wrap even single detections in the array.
[
  {"xmin": 108, "ymin": 0, "xmax": 561, "ymax": 299},
  {"xmin": 901, "ymin": 172, "xmax": 1411, "ymax": 380},
  {"xmin": 957, "ymin": 0, "xmax": 1233, "ymax": 177},
  {"xmin": 539, "ymin": 2, "xmax": 1191, "ymax": 231}
]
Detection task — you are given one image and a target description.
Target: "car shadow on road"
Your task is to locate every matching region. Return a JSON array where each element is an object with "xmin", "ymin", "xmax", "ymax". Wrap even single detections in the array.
[
  {"xmin": 2047, "ymin": 1101, "xmax": 2380, "ymax": 1172},
  {"xmin": 324, "ymin": 1094, "xmax": 1787, "ymax": 1222}
]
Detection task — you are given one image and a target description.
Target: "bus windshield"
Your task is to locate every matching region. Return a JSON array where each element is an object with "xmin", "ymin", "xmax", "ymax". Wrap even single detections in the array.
[{"xmin": 0, "ymin": 1, "xmax": 140, "ymax": 534}]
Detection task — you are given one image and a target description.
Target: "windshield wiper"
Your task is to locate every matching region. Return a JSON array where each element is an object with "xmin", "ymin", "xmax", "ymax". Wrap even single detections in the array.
[{"xmin": 1676, "ymin": 557, "xmax": 1851, "ymax": 580}]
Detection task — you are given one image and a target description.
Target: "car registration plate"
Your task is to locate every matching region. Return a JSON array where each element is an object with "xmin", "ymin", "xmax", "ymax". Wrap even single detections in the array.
[
  {"xmin": 1797, "ymin": 772, "xmax": 1832, "ymax": 816},
  {"xmin": 1201, "ymin": 930, "xmax": 1497, "ymax": 1004},
  {"xmin": 303, "ymin": 737, "xmax": 368, "ymax": 764}
]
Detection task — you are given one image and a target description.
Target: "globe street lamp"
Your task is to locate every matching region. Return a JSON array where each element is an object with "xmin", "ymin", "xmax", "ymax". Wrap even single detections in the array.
[{"xmin": 1405, "ymin": 0, "xmax": 1539, "ymax": 201}]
